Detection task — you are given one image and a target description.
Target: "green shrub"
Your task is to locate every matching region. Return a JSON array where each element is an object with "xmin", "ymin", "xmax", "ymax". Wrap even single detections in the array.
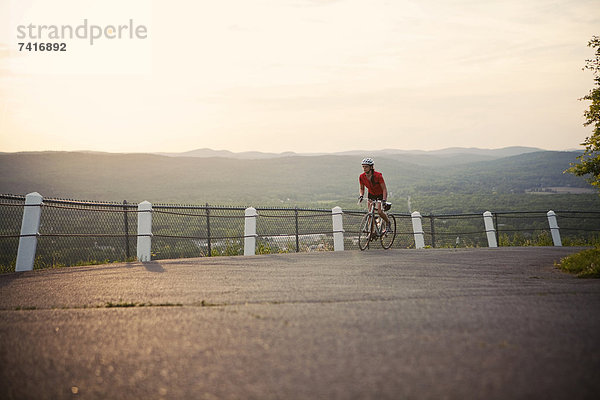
[{"xmin": 556, "ymin": 248, "xmax": 600, "ymax": 278}]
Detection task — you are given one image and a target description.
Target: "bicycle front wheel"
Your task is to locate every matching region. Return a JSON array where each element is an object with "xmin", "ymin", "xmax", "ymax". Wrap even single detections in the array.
[
  {"xmin": 358, "ymin": 213, "xmax": 373, "ymax": 251},
  {"xmin": 380, "ymin": 214, "xmax": 397, "ymax": 249}
]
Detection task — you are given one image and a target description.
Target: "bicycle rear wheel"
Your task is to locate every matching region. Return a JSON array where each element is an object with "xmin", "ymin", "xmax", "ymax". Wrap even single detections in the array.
[
  {"xmin": 358, "ymin": 214, "xmax": 373, "ymax": 251},
  {"xmin": 380, "ymin": 214, "xmax": 396, "ymax": 249}
]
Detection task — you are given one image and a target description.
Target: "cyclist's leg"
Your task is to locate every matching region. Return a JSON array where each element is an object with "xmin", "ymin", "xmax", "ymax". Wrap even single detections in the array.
[
  {"xmin": 376, "ymin": 201, "xmax": 390, "ymax": 226},
  {"xmin": 367, "ymin": 198, "xmax": 376, "ymax": 235}
]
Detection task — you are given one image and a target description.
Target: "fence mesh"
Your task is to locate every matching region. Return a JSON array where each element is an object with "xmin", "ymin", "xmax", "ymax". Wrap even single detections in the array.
[
  {"xmin": 256, "ymin": 208, "xmax": 334, "ymax": 253},
  {"xmin": 35, "ymin": 199, "xmax": 137, "ymax": 269},
  {"xmin": 152, "ymin": 205, "xmax": 246, "ymax": 259},
  {"xmin": 555, "ymin": 211, "xmax": 600, "ymax": 246},
  {"xmin": 495, "ymin": 212, "xmax": 555, "ymax": 246},
  {"xmin": 0, "ymin": 195, "xmax": 25, "ymax": 273},
  {"xmin": 425, "ymin": 214, "xmax": 488, "ymax": 248},
  {"xmin": 2, "ymin": 194, "xmax": 600, "ymax": 273}
]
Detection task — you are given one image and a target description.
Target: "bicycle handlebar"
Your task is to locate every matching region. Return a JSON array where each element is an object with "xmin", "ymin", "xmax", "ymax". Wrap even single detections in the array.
[{"xmin": 358, "ymin": 199, "xmax": 392, "ymax": 212}]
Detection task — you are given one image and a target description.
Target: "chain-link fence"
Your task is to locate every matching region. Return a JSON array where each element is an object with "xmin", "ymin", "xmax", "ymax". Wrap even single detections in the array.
[
  {"xmin": 424, "ymin": 214, "xmax": 488, "ymax": 248},
  {"xmin": 36, "ymin": 198, "xmax": 138, "ymax": 269},
  {"xmin": 151, "ymin": 205, "xmax": 246, "ymax": 259},
  {"xmin": 495, "ymin": 211, "xmax": 555, "ymax": 246},
  {"xmin": 256, "ymin": 208, "xmax": 335, "ymax": 253},
  {"xmin": 492, "ymin": 211, "xmax": 600, "ymax": 247},
  {"xmin": 547, "ymin": 211, "xmax": 600, "ymax": 246},
  {"xmin": 2, "ymin": 193, "xmax": 599, "ymax": 273},
  {"xmin": 0, "ymin": 195, "xmax": 25, "ymax": 273},
  {"xmin": 1, "ymin": 195, "xmax": 138, "ymax": 273}
]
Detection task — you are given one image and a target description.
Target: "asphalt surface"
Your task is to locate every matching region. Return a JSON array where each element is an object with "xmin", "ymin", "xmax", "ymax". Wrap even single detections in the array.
[{"xmin": 1, "ymin": 247, "xmax": 599, "ymax": 400}]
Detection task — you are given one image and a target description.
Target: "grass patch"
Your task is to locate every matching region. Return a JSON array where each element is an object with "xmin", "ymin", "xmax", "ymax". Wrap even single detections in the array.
[
  {"xmin": 556, "ymin": 248, "xmax": 600, "ymax": 278},
  {"xmin": 7, "ymin": 302, "xmax": 185, "ymax": 311},
  {"xmin": 104, "ymin": 301, "xmax": 138, "ymax": 308},
  {"xmin": 198, "ymin": 300, "xmax": 221, "ymax": 307},
  {"xmin": 103, "ymin": 301, "xmax": 183, "ymax": 308}
]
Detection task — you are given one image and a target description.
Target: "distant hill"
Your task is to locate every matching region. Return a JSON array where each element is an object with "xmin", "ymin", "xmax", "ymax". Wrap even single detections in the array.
[
  {"xmin": 414, "ymin": 151, "xmax": 591, "ymax": 194},
  {"xmin": 0, "ymin": 149, "xmax": 593, "ymax": 206},
  {"xmin": 156, "ymin": 146, "xmax": 544, "ymax": 163},
  {"xmin": 334, "ymin": 146, "xmax": 543, "ymax": 157},
  {"xmin": 156, "ymin": 148, "xmax": 301, "ymax": 159}
]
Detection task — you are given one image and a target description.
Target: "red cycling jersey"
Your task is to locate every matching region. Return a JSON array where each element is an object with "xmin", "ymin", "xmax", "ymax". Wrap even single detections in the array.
[{"xmin": 359, "ymin": 171, "xmax": 385, "ymax": 196}]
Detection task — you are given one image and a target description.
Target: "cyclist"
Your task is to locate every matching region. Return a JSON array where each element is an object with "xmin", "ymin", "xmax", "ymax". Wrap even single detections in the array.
[{"xmin": 358, "ymin": 157, "xmax": 391, "ymax": 232}]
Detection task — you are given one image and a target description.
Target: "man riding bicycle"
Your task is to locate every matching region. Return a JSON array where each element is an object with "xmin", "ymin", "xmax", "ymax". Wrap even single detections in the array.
[{"xmin": 358, "ymin": 157, "xmax": 391, "ymax": 233}]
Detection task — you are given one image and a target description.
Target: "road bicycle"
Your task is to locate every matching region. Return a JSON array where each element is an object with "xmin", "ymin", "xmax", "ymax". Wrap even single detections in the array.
[{"xmin": 358, "ymin": 200, "xmax": 397, "ymax": 250}]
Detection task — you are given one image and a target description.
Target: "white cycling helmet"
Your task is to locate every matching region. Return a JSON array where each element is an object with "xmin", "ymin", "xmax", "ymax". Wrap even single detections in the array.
[{"xmin": 361, "ymin": 157, "xmax": 374, "ymax": 166}]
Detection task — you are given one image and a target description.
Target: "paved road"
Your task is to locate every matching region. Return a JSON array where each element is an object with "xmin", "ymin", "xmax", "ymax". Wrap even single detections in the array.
[{"xmin": 1, "ymin": 247, "xmax": 599, "ymax": 400}]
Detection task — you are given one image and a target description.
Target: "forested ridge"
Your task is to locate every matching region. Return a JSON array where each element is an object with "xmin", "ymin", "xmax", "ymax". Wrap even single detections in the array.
[{"xmin": 1, "ymin": 150, "xmax": 597, "ymax": 213}]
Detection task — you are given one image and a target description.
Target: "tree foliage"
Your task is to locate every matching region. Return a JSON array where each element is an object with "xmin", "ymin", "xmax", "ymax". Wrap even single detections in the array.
[{"xmin": 568, "ymin": 36, "xmax": 600, "ymax": 188}]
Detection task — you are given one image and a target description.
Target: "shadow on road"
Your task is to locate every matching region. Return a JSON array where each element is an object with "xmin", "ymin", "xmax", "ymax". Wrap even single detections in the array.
[{"xmin": 140, "ymin": 261, "xmax": 166, "ymax": 273}]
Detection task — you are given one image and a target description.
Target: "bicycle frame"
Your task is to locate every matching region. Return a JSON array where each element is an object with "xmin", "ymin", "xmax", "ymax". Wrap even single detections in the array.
[
  {"xmin": 366, "ymin": 201, "xmax": 385, "ymax": 237},
  {"xmin": 358, "ymin": 200, "xmax": 396, "ymax": 250}
]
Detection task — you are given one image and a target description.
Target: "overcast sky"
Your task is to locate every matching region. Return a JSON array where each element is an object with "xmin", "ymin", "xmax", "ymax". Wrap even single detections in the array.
[{"xmin": 0, "ymin": 0, "xmax": 598, "ymax": 154}]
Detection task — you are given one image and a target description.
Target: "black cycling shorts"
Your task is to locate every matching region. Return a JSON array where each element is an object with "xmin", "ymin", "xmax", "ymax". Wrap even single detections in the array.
[{"xmin": 368, "ymin": 193, "xmax": 383, "ymax": 201}]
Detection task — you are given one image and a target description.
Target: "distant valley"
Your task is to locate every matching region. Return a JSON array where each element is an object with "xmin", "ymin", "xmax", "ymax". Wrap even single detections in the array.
[{"xmin": 1, "ymin": 147, "xmax": 597, "ymax": 213}]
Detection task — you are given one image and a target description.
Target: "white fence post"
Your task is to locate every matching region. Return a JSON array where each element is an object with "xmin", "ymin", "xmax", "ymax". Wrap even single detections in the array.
[
  {"xmin": 547, "ymin": 210, "xmax": 562, "ymax": 246},
  {"xmin": 411, "ymin": 211, "xmax": 425, "ymax": 249},
  {"xmin": 244, "ymin": 207, "xmax": 258, "ymax": 256},
  {"xmin": 483, "ymin": 211, "xmax": 498, "ymax": 248},
  {"xmin": 15, "ymin": 192, "xmax": 43, "ymax": 272},
  {"xmin": 137, "ymin": 201, "xmax": 153, "ymax": 262},
  {"xmin": 332, "ymin": 206, "xmax": 344, "ymax": 251}
]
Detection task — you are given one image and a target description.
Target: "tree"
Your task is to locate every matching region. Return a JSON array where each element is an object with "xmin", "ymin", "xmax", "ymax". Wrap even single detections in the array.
[{"xmin": 568, "ymin": 36, "xmax": 600, "ymax": 188}]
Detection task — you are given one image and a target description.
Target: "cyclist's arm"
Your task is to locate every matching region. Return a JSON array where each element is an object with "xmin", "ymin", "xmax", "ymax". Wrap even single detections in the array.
[{"xmin": 359, "ymin": 179, "xmax": 365, "ymax": 197}]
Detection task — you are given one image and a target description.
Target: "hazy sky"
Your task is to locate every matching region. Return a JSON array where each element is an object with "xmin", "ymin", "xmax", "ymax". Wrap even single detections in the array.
[{"xmin": 0, "ymin": 0, "xmax": 598, "ymax": 154}]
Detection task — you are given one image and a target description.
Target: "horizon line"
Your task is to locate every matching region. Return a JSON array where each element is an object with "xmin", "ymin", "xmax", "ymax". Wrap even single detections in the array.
[{"xmin": 1, "ymin": 145, "xmax": 581, "ymax": 156}]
